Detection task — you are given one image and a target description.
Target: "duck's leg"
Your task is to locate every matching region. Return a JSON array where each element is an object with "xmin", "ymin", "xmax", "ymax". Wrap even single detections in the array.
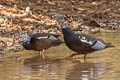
[
  {"xmin": 65, "ymin": 53, "xmax": 79, "ymax": 60},
  {"xmin": 84, "ymin": 54, "xmax": 87, "ymax": 62},
  {"xmin": 39, "ymin": 51, "xmax": 41, "ymax": 56},
  {"xmin": 41, "ymin": 49, "xmax": 45, "ymax": 59}
]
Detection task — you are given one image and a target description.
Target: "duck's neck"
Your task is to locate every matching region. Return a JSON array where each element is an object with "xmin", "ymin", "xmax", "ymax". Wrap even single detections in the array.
[
  {"xmin": 59, "ymin": 19, "xmax": 69, "ymax": 29},
  {"xmin": 58, "ymin": 19, "xmax": 76, "ymax": 40},
  {"xmin": 23, "ymin": 42, "xmax": 33, "ymax": 50}
]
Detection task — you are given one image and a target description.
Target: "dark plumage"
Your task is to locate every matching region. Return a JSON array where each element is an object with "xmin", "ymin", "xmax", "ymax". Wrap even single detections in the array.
[
  {"xmin": 20, "ymin": 33, "xmax": 63, "ymax": 58},
  {"xmin": 52, "ymin": 14, "xmax": 114, "ymax": 61}
]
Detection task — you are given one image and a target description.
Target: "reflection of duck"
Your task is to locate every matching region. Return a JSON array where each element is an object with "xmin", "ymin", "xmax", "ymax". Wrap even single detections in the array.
[
  {"xmin": 66, "ymin": 62, "xmax": 106, "ymax": 80},
  {"xmin": 23, "ymin": 55, "xmax": 63, "ymax": 80},
  {"xmin": 24, "ymin": 55, "xmax": 62, "ymax": 66},
  {"xmin": 22, "ymin": 56, "xmax": 106, "ymax": 80},
  {"xmin": 20, "ymin": 33, "xmax": 63, "ymax": 58},
  {"xmin": 52, "ymin": 14, "xmax": 114, "ymax": 61}
]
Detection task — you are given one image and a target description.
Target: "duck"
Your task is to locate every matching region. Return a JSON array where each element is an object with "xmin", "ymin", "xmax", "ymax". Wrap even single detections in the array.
[
  {"xmin": 20, "ymin": 33, "xmax": 63, "ymax": 58},
  {"xmin": 52, "ymin": 13, "xmax": 114, "ymax": 61}
]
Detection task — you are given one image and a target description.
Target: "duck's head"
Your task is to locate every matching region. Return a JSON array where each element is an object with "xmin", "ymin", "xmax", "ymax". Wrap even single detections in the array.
[
  {"xmin": 52, "ymin": 13, "xmax": 64, "ymax": 21},
  {"xmin": 20, "ymin": 34, "xmax": 30, "ymax": 43},
  {"xmin": 52, "ymin": 13, "xmax": 69, "ymax": 29}
]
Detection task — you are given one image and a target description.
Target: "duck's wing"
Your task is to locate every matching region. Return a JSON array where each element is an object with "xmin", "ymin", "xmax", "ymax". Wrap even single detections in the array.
[
  {"xmin": 30, "ymin": 33, "xmax": 63, "ymax": 47},
  {"xmin": 31, "ymin": 33, "xmax": 49, "ymax": 38},
  {"xmin": 75, "ymin": 33, "xmax": 108, "ymax": 50},
  {"xmin": 51, "ymin": 34, "xmax": 62, "ymax": 38},
  {"xmin": 31, "ymin": 33, "xmax": 60, "ymax": 41}
]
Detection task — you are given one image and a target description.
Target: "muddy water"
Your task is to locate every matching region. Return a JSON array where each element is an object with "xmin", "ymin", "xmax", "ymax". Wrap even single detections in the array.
[{"xmin": 0, "ymin": 32, "xmax": 120, "ymax": 80}]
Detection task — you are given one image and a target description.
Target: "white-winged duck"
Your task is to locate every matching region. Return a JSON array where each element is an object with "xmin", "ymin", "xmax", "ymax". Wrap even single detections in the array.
[
  {"xmin": 52, "ymin": 13, "xmax": 114, "ymax": 61},
  {"xmin": 20, "ymin": 33, "xmax": 63, "ymax": 58}
]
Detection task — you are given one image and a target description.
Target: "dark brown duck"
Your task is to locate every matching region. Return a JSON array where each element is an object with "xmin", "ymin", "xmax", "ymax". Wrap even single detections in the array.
[{"xmin": 20, "ymin": 33, "xmax": 63, "ymax": 58}]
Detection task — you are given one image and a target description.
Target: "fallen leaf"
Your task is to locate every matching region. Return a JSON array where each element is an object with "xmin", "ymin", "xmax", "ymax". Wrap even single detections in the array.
[{"xmin": 75, "ymin": 7, "xmax": 86, "ymax": 11}]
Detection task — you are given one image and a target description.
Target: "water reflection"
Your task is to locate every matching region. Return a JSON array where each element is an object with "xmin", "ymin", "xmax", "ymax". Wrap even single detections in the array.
[
  {"xmin": 23, "ymin": 55, "xmax": 63, "ymax": 80},
  {"xmin": 23, "ymin": 55, "xmax": 107, "ymax": 80},
  {"xmin": 66, "ymin": 62, "xmax": 106, "ymax": 80}
]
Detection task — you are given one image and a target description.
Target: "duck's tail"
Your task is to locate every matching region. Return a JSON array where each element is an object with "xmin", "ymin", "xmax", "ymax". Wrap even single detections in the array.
[
  {"xmin": 106, "ymin": 43, "xmax": 115, "ymax": 48},
  {"xmin": 52, "ymin": 40, "xmax": 64, "ymax": 46}
]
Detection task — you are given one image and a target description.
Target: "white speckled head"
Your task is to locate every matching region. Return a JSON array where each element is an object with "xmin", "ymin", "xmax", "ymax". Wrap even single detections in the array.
[
  {"xmin": 52, "ymin": 13, "xmax": 68, "ymax": 29},
  {"xmin": 52, "ymin": 13, "xmax": 64, "ymax": 20},
  {"xmin": 20, "ymin": 34, "xmax": 30, "ymax": 42}
]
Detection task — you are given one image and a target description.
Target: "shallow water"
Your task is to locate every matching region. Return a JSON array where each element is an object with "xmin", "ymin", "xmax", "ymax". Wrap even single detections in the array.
[{"xmin": 0, "ymin": 32, "xmax": 120, "ymax": 80}]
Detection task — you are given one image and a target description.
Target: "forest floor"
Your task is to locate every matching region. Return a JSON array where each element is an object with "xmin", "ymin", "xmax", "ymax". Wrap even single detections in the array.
[{"xmin": 0, "ymin": 0, "xmax": 120, "ymax": 55}]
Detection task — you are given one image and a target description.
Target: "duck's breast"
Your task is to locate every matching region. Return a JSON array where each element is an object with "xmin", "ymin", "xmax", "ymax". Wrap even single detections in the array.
[{"xmin": 33, "ymin": 39, "xmax": 52, "ymax": 51}]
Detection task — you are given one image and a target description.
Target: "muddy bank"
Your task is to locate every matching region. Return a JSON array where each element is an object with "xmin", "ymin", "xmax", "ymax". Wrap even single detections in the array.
[{"xmin": 0, "ymin": 0, "xmax": 120, "ymax": 55}]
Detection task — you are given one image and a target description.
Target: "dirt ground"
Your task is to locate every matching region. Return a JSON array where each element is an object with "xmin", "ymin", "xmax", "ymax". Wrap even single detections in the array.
[{"xmin": 0, "ymin": 0, "xmax": 120, "ymax": 54}]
